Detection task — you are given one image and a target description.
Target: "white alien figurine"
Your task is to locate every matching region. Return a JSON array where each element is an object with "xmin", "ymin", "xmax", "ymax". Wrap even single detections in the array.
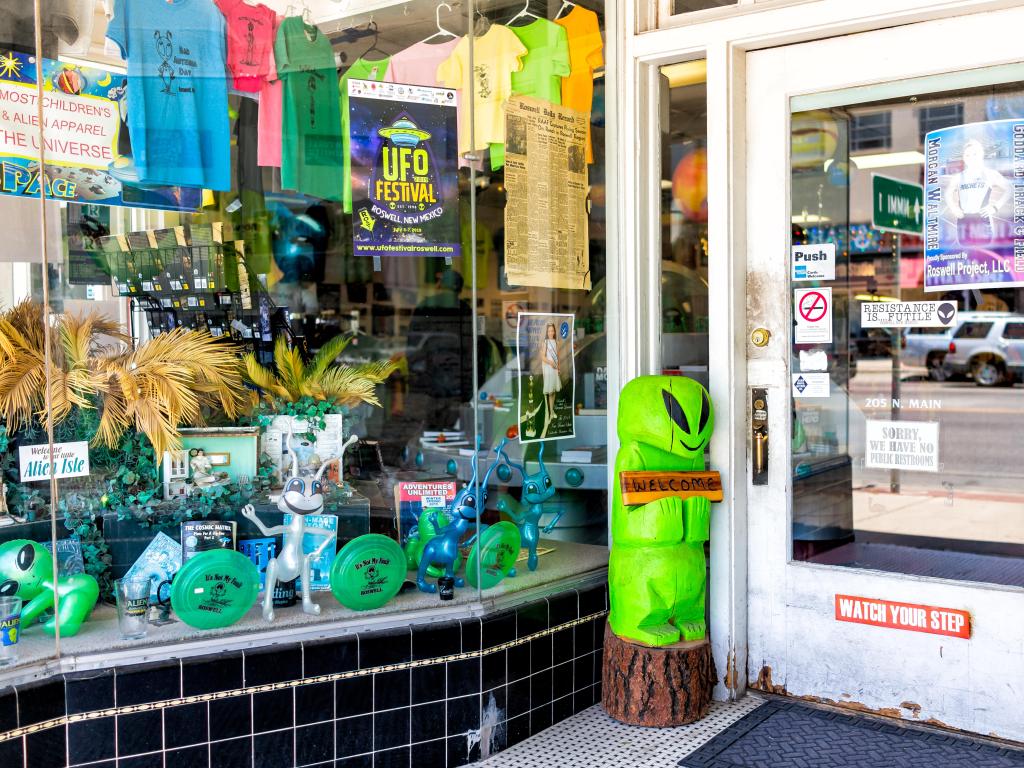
[{"xmin": 241, "ymin": 431, "xmax": 358, "ymax": 621}]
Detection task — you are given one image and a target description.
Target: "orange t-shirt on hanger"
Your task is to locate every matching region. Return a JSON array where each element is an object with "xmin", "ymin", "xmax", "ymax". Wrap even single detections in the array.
[{"xmin": 555, "ymin": 5, "xmax": 603, "ymax": 163}]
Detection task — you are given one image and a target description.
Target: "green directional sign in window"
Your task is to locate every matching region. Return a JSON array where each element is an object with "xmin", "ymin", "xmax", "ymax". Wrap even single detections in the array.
[{"xmin": 872, "ymin": 173, "xmax": 924, "ymax": 236}]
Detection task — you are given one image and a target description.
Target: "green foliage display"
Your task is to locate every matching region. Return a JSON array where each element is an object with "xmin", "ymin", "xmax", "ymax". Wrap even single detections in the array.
[
  {"xmin": 0, "ymin": 411, "xmax": 262, "ymax": 602},
  {"xmin": 247, "ymin": 395, "xmax": 343, "ymax": 442}
]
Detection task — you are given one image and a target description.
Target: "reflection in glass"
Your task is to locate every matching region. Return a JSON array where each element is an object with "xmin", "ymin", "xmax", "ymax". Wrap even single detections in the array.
[
  {"xmin": 790, "ymin": 82, "xmax": 1024, "ymax": 585},
  {"xmin": 660, "ymin": 64, "xmax": 709, "ymax": 389}
]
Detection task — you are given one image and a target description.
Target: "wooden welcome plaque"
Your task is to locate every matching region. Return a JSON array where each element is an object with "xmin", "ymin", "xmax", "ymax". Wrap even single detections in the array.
[{"xmin": 619, "ymin": 471, "xmax": 723, "ymax": 506}]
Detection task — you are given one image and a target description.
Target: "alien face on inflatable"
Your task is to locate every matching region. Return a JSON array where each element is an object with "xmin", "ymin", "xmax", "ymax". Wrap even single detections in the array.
[{"xmin": 0, "ymin": 541, "xmax": 51, "ymax": 600}]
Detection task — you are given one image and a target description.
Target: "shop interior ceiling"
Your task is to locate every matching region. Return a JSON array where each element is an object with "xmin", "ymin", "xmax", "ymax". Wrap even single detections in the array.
[{"xmin": 70, "ymin": 0, "xmax": 587, "ymax": 71}]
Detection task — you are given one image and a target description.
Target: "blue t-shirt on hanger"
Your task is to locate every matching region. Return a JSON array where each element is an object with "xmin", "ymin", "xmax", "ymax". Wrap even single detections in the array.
[{"xmin": 107, "ymin": 0, "xmax": 230, "ymax": 190}]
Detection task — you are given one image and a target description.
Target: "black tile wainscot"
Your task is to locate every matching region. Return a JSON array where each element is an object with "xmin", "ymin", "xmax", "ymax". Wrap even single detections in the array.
[{"xmin": 0, "ymin": 582, "xmax": 608, "ymax": 768}]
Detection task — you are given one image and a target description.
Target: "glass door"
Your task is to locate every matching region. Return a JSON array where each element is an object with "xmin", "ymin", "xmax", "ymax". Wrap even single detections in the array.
[{"xmin": 745, "ymin": 8, "xmax": 1024, "ymax": 740}]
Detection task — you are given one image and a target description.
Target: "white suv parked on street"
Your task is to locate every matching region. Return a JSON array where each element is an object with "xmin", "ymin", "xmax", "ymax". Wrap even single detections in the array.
[
  {"xmin": 944, "ymin": 313, "xmax": 1024, "ymax": 386},
  {"xmin": 901, "ymin": 311, "xmax": 1014, "ymax": 381}
]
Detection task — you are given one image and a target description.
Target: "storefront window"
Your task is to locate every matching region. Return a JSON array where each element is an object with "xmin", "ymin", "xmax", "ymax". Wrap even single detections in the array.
[
  {"xmin": 0, "ymin": 0, "xmax": 611, "ymax": 669},
  {"xmin": 790, "ymin": 80, "xmax": 1024, "ymax": 585}
]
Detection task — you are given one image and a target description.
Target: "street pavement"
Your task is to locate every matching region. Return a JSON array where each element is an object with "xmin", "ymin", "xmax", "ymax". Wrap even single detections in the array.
[{"xmin": 843, "ymin": 359, "xmax": 1023, "ymax": 543}]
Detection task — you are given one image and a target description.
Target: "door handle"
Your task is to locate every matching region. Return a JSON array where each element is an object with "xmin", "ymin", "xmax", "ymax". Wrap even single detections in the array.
[{"xmin": 751, "ymin": 388, "xmax": 768, "ymax": 486}]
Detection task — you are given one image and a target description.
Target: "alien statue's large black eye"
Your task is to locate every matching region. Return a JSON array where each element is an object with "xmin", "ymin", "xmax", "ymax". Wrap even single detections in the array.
[
  {"xmin": 0, "ymin": 580, "xmax": 18, "ymax": 597},
  {"xmin": 699, "ymin": 390, "xmax": 710, "ymax": 433},
  {"xmin": 527, "ymin": 484, "xmax": 537, "ymax": 495},
  {"xmin": 662, "ymin": 389, "xmax": 690, "ymax": 433},
  {"xmin": 286, "ymin": 478, "xmax": 305, "ymax": 494},
  {"xmin": 464, "ymin": 495, "xmax": 476, "ymax": 508},
  {"xmin": 16, "ymin": 543, "xmax": 34, "ymax": 572}
]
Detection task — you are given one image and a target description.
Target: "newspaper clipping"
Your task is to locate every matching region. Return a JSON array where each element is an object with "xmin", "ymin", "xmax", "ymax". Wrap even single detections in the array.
[{"xmin": 504, "ymin": 97, "xmax": 591, "ymax": 290}]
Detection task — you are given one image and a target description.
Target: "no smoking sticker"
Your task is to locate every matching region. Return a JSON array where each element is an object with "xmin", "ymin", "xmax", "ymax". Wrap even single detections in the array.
[{"xmin": 794, "ymin": 287, "xmax": 832, "ymax": 344}]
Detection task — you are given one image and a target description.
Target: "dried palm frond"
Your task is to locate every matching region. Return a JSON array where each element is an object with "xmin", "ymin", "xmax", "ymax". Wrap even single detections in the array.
[
  {"xmin": 93, "ymin": 328, "xmax": 246, "ymax": 455},
  {"xmin": 243, "ymin": 333, "xmax": 397, "ymax": 409},
  {"xmin": 0, "ymin": 302, "xmax": 247, "ymax": 454},
  {"xmin": 0, "ymin": 300, "xmax": 122, "ymax": 431}
]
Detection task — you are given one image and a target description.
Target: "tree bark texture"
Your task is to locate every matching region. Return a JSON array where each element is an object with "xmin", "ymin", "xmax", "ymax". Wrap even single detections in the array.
[{"xmin": 601, "ymin": 621, "xmax": 716, "ymax": 727}]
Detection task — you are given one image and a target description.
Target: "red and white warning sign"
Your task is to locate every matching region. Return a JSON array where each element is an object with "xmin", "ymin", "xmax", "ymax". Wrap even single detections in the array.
[
  {"xmin": 794, "ymin": 287, "xmax": 832, "ymax": 344},
  {"xmin": 835, "ymin": 594, "xmax": 971, "ymax": 639}
]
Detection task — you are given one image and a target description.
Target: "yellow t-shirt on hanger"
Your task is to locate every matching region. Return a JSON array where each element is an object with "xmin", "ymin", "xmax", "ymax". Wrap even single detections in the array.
[{"xmin": 437, "ymin": 24, "xmax": 527, "ymax": 157}]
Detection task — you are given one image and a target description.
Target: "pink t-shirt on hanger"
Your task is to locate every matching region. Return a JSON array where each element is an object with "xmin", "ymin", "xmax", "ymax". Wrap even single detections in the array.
[
  {"xmin": 384, "ymin": 38, "xmax": 459, "ymax": 87},
  {"xmin": 216, "ymin": 0, "xmax": 277, "ymax": 92},
  {"xmin": 383, "ymin": 37, "xmax": 481, "ymax": 171},
  {"xmin": 257, "ymin": 14, "xmax": 284, "ymax": 168}
]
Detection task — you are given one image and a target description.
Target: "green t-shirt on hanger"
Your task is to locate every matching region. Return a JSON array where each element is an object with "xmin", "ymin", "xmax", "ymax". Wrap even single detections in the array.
[
  {"xmin": 491, "ymin": 17, "xmax": 570, "ymax": 169},
  {"xmin": 340, "ymin": 57, "xmax": 391, "ymax": 214},
  {"xmin": 275, "ymin": 16, "xmax": 345, "ymax": 202}
]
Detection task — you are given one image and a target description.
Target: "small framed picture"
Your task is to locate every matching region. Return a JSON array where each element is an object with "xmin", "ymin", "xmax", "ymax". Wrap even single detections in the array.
[{"xmin": 207, "ymin": 452, "xmax": 231, "ymax": 467}]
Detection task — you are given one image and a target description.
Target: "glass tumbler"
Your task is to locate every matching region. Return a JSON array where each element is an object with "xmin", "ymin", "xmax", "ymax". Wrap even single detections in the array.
[
  {"xmin": 115, "ymin": 578, "xmax": 150, "ymax": 640},
  {"xmin": 0, "ymin": 596, "xmax": 22, "ymax": 666}
]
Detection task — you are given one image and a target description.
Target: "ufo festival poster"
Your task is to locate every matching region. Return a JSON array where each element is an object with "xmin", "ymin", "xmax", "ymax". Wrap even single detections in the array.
[{"xmin": 348, "ymin": 79, "xmax": 460, "ymax": 259}]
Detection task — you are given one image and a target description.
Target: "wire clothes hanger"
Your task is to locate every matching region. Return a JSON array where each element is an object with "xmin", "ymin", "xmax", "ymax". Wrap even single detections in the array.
[
  {"xmin": 418, "ymin": 2, "xmax": 457, "ymax": 45},
  {"xmin": 507, "ymin": 0, "xmax": 540, "ymax": 26},
  {"xmin": 284, "ymin": 2, "xmax": 314, "ymax": 24},
  {"xmin": 356, "ymin": 20, "xmax": 387, "ymax": 61},
  {"xmin": 554, "ymin": 0, "xmax": 577, "ymax": 20}
]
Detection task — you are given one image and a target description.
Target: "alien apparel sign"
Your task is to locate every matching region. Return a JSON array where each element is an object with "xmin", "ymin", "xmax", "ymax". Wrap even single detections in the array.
[
  {"xmin": 0, "ymin": 51, "xmax": 201, "ymax": 211},
  {"xmin": 348, "ymin": 80, "xmax": 460, "ymax": 260}
]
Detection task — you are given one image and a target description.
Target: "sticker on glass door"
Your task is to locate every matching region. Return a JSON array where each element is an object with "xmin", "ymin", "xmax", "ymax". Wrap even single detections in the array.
[{"xmin": 794, "ymin": 287, "xmax": 832, "ymax": 343}]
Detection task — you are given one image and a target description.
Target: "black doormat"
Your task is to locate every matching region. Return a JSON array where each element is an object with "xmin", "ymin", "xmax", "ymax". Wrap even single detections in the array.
[{"xmin": 679, "ymin": 699, "xmax": 1024, "ymax": 768}]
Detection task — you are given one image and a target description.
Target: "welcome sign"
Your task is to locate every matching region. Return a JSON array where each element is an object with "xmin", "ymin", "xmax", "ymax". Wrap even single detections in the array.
[
  {"xmin": 18, "ymin": 440, "xmax": 90, "ymax": 482},
  {"xmin": 348, "ymin": 79, "xmax": 459, "ymax": 260}
]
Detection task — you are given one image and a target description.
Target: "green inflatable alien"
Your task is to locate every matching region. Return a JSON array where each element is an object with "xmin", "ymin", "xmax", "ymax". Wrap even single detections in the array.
[
  {"xmin": 0, "ymin": 540, "xmax": 99, "ymax": 637},
  {"xmin": 609, "ymin": 376, "xmax": 714, "ymax": 646}
]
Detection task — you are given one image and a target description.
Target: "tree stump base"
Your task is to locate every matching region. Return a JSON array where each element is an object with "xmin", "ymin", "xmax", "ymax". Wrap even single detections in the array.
[{"xmin": 601, "ymin": 621, "xmax": 716, "ymax": 727}]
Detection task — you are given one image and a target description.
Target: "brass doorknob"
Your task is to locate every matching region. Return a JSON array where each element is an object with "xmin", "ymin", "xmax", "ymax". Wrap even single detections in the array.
[{"xmin": 751, "ymin": 328, "xmax": 771, "ymax": 347}]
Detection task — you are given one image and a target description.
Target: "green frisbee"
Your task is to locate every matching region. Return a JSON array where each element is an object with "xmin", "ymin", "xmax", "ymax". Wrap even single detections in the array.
[
  {"xmin": 169, "ymin": 549, "xmax": 259, "ymax": 630},
  {"xmin": 330, "ymin": 534, "xmax": 407, "ymax": 611},
  {"xmin": 465, "ymin": 522, "xmax": 521, "ymax": 590}
]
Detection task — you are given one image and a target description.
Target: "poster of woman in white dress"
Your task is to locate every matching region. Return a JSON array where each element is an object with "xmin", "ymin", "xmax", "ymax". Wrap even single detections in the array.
[{"xmin": 516, "ymin": 312, "xmax": 575, "ymax": 443}]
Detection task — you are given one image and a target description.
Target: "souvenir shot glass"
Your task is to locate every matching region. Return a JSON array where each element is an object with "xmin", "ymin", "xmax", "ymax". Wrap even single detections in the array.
[
  {"xmin": 115, "ymin": 578, "xmax": 150, "ymax": 640},
  {"xmin": 0, "ymin": 596, "xmax": 22, "ymax": 666}
]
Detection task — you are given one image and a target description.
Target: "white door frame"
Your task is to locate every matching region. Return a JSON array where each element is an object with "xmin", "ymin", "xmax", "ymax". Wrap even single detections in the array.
[{"xmin": 615, "ymin": 0, "xmax": 1024, "ymax": 719}]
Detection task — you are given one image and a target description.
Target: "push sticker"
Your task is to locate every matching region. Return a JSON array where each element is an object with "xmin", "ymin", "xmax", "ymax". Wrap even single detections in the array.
[{"xmin": 792, "ymin": 243, "xmax": 835, "ymax": 281}]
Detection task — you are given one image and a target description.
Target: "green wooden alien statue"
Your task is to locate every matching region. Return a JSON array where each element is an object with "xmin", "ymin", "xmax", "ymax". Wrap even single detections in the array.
[
  {"xmin": 0, "ymin": 540, "xmax": 99, "ymax": 637},
  {"xmin": 609, "ymin": 375, "xmax": 714, "ymax": 646}
]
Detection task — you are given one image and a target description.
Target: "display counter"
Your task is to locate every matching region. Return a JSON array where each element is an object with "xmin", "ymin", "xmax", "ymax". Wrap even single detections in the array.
[{"xmin": 0, "ymin": 543, "xmax": 608, "ymax": 768}]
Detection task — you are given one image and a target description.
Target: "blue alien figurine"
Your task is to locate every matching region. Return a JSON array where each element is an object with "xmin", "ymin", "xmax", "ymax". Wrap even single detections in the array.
[
  {"xmin": 415, "ymin": 440, "xmax": 506, "ymax": 594},
  {"xmin": 495, "ymin": 442, "xmax": 562, "ymax": 573}
]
